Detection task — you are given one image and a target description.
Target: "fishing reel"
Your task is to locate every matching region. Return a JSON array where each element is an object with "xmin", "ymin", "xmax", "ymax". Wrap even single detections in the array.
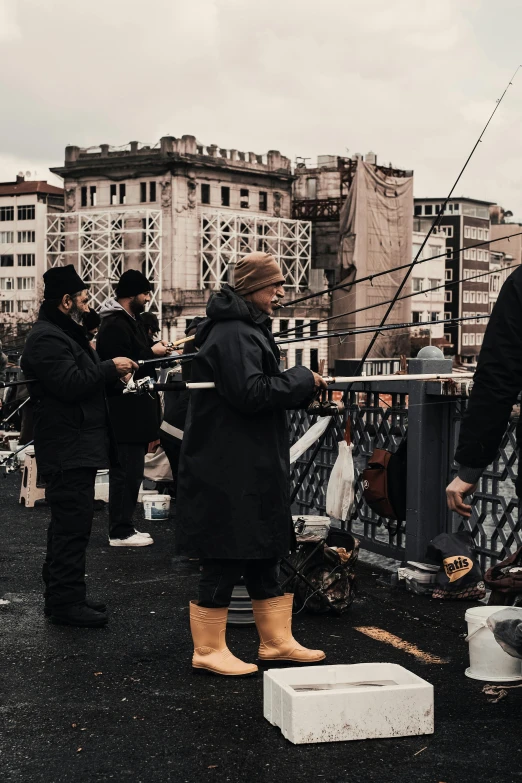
[
  {"xmin": 307, "ymin": 388, "xmax": 344, "ymax": 416},
  {"xmin": 122, "ymin": 376, "xmax": 156, "ymax": 396}
]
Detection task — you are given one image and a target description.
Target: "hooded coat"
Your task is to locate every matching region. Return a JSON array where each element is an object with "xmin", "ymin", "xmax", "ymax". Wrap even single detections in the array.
[
  {"xmin": 96, "ymin": 298, "xmax": 160, "ymax": 444},
  {"xmin": 176, "ymin": 285, "xmax": 315, "ymax": 560},
  {"xmin": 20, "ymin": 302, "xmax": 119, "ymax": 475}
]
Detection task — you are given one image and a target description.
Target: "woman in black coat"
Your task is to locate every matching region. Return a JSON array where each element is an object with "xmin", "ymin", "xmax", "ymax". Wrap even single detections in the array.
[{"xmin": 177, "ymin": 253, "xmax": 327, "ymax": 676}]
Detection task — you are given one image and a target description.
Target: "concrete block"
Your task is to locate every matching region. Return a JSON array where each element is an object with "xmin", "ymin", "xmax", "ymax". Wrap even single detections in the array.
[{"xmin": 264, "ymin": 663, "xmax": 434, "ymax": 744}]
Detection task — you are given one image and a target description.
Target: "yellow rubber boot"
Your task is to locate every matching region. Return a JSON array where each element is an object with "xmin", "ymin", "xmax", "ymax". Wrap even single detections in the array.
[
  {"xmin": 252, "ymin": 594, "xmax": 326, "ymax": 663},
  {"xmin": 189, "ymin": 601, "xmax": 258, "ymax": 676}
]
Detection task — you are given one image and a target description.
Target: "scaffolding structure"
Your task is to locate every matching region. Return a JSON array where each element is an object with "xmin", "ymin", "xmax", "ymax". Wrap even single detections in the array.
[
  {"xmin": 200, "ymin": 211, "xmax": 311, "ymax": 291},
  {"xmin": 46, "ymin": 209, "xmax": 162, "ymax": 315}
]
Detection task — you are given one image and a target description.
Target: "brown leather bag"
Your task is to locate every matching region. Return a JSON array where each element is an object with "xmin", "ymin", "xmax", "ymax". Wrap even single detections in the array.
[
  {"xmin": 362, "ymin": 449, "xmax": 397, "ymax": 520},
  {"xmin": 485, "ymin": 546, "xmax": 522, "ymax": 606}
]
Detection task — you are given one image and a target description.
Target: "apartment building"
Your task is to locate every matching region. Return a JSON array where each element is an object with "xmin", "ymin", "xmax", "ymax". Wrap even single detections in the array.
[
  {"xmin": 410, "ymin": 231, "xmax": 446, "ymax": 349},
  {"xmin": 414, "ymin": 197, "xmax": 493, "ymax": 362},
  {"xmin": 0, "ymin": 176, "xmax": 64, "ymax": 344},
  {"xmin": 50, "ymin": 136, "xmax": 328, "ymax": 370}
]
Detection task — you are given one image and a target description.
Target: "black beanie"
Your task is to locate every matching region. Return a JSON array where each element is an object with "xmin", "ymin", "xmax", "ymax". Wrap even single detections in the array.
[
  {"xmin": 115, "ymin": 270, "xmax": 152, "ymax": 298},
  {"xmin": 43, "ymin": 265, "xmax": 88, "ymax": 300}
]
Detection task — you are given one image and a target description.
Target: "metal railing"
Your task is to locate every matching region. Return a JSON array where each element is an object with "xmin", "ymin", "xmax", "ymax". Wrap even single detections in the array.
[{"xmin": 289, "ymin": 373, "xmax": 522, "ymax": 570}]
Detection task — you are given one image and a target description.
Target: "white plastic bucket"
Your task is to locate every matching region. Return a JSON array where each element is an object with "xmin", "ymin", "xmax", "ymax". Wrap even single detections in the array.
[
  {"xmin": 143, "ymin": 494, "xmax": 170, "ymax": 521},
  {"xmin": 465, "ymin": 606, "xmax": 522, "ymax": 682}
]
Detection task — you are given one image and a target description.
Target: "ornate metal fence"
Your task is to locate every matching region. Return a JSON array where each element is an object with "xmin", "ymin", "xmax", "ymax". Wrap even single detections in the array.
[{"xmin": 289, "ymin": 380, "xmax": 521, "ymax": 570}]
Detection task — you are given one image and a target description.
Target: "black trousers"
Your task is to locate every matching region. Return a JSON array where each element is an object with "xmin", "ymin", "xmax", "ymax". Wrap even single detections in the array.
[
  {"xmin": 42, "ymin": 467, "xmax": 97, "ymax": 608},
  {"xmin": 199, "ymin": 558, "xmax": 284, "ymax": 608},
  {"xmin": 109, "ymin": 442, "xmax": 147, "ymax": 540}
]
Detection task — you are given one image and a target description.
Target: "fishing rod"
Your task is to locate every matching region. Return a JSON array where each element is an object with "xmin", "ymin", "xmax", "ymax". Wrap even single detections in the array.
[
  {"xmin": 275, "ymin": 262, "xmax": 517, "ymax": 340},
  {"xmin": 277, "ymin": 230, "xmax": 522, "ymax": 313},
  {"xmin": 289, "ymin": 65, "xmax": 521, "ymax": 502},
  {"xmin": 137, "ymin": 352, "xmax": 197, "ymax": 368}
]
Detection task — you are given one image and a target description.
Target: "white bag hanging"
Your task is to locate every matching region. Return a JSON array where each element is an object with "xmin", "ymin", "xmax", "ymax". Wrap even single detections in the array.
[
  {"xmin": 289, "ymin": 416, "xmax": 332, "ymax": 465},
  {"xmin": 326, "ymin": 423, "xmax": 355, "ymax": 521}
]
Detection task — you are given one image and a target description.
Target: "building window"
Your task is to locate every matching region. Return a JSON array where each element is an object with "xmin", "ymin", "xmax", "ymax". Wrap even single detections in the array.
[
  {"xmin": 295, "ymin": 349, "xmax": 303, "ymax": 366},
  {"xmin": 445, "ymin": 269, "xmax": 453, "ymax": 280},
  {"xmin": 476, "ymin": 333, "xmax": 483, "ymax": 345},
  {"xmin": 89, "ymin": 186, "xmax": 96, "ymax": 207},
  {"xmin": 119, "ymin": 184, "xmax": 126, "ymax": 205},
  {"xmin": 0, "ymin": 300, "xmax": 14, "ymax": 313},
  {"xmin": 201, "ymin": 183, "xmax": 210, "ymax": 204},
  {"xmin": 468, "ymin": 334, "xmax": 475, "ymax": 346},
  {"xmin": 310, "ymin": 348, "xmax": 319, "ymax": 372},
  {"xmin": 431, "ymin": 311, "xmax": 440, "ymax": 322},
  {"xmin": 17, "ymin": 254, "xmax": 35, "ymax": 267},
  {"xmin": 429, "ymin": 278, "xmax": 442, "ymax": 289},
  {"xmin": 444, "ymin": 311, "xmax": 452, "ymax": 320},
  {"xmin": 470, "ymin": 248, "xmax": 477, "ymax": 260},
  {"xmin": 424, "ymin": 204, "xmax": 433, "ymax": 216},
  {"xmin": 17, "ymin": 231, "xmax": 35, "ymax": 243},
  {"xmin": 108, "ymin": 184, "xmax": 116, "ymax": 205},
  {"xmin": 463, "ymin": 333, "xmax": 469, "ymax": 346},
  {"xmin": 469, "ymin": 291, "xmax": 476, "ymax": 303},
  {"xmin": 17, "ymin": 300, "xmax": 32, "ymax": 313},
  {"xmin": 0, "ymin": 255, "xmax": 14, "ymax": 266},
  {"xmin": 0, "ymin": 277, "xmax": 14, "ymax": 290},
  {"xmin": 221, "ymin": 186, "xmax": 230, "ymax": 207},
  {"xmin": 414, "ymin": 204, "xmax": 422, "ymax": 216},
  {"xmin": 463, "ymin": 291, "xmax": 470, "ymax": 303},
  {"xmin": 445, "ymin": 290, "xmax": 452, "ymax": 302},
  {"xmin": 484, "ymin": 229, "xmax": 489, "ymax": 240},
  {"xmin": 17, "ymin": 205, "xmax": 35, "ymax": 220},
  {"xmin": 484, "ymin": 251, "xmax": 489, "ymax": 262},
  {"xmin": 279, "ymin": 319, "xmax": 289, "ymax": 335},
  {"xmin": 465, "ymin": 226, "xmax": 471, "ymax": 238},
  {"xmin": 140, "ymin": 182, "xmax": 147, "ymax": 203},
  {"xmin": 0, "ymin": 232, "xmax": 13, "ymax": 243},
  {"xmin": 17, "ymin": 277, "xmax": 35, "ymax": 290},
  {"xmin": 295, "ymin": 320, "xmax": 304, "ymax": 338},
  {"xmin": 81, "ymin": 186, "xmax": 87, "ymax": 207},
  {"xmin": 240, "ymin": 189, "xmax": 249, "ymax": 209},
  {"xmin": 149, "ymin": 181, "xmax": 156, "ymax": 202},
  {"xmin": 478, "ymin": 228, "xmax": 483, "ymax": 240},
  {"xmin": 412, "ymin": 311, "xmax": 423, "ymax": 323},
  {"xmin": 309, "ymin": 320, "xmax": 319, "ymax": 337},
  {"xmin": 453, "ymin": 203, "xmax": 459, "ymax": 211},
  {"xmin": 0, "ymin": 206, "xmax": 14, "ymax": 222},
  {"xmin": 428, "ymin": 244, "xmax": 440, "ymax": 258},
  {"xmin": 306, "ymin": 178, "xmax": 317, "ymax": 199},
  {"xmin": 476, "ymin": 292, "xmax": 482, "ymax": 304},
  {"xmin": 259, "ymin": 191, "xmax": 268, "ymax": 211},
  {"xmin": 412, "ymin": 277, "xmax": 424, "ymax": 293},
  {"xmin": 444, "ymin": 332, "xmax": 452, "ymax": 342}
]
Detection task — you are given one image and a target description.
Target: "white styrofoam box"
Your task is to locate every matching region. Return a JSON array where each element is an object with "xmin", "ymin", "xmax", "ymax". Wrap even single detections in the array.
[
  {"xmin": 292, "ymin": 515, "xmax": 331, "ymax": 538},
  {"xmin": 264, "ymin": 663, "xmax": 434, "ymax": 744}
]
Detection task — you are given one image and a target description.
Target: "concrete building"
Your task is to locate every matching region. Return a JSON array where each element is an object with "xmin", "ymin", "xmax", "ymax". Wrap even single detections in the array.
[
  {"xmin": 410, "ymin": 231, "xmax": 446, "ymax": 350},
  {"xmin": 489, "ymin": 248, "xmax": 514, "ymax": 309},
  {"xmin": 414, "ymin": 197, "xmax": 493, "ymax": 362},
  {"xmin": 0, "ymin": 176, "xmax": 63, "ymax": 345},
  {"xmin": 293, "ymin": 153, "xmax": 414, "ymax": 367},
  {"xmin": 50, "ymin": 136, "xmax": 328, "ymax": 371}
]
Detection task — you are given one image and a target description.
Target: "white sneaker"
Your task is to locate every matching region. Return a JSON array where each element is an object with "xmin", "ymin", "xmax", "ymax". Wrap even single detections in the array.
[
  {"xmin": 134, "ymin": 529, "xmax": 151, "ymax": 538},
  {"xmin": 109, "ymin": 533, "xmax": 154, "ymax": 547}
]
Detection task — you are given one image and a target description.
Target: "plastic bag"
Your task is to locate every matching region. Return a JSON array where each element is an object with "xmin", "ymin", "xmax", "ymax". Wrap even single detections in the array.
[
  {"xmin": 289, "ymin": 416, "xmax": 331, "ymax": 465},
  {"xmin": 487, "ymin": 607, "xmax": 522, "ymax": 659},
  {"xmin": 426, "ymin": 531, "xmax": 486, "ymax": 600},
  {"xmin": 326, "ymin": 441, "xmax": 355, "ymax": 521}
]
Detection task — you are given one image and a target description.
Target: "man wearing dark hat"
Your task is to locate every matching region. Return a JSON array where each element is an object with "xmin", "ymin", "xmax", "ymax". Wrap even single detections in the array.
[
  {"xmin": 177, "ymin": 252, "xmax": 327, "ymax": 677},
  {"xmin": 97, "ymin": 270, "xmax": 172, "ymax": 546},
  {"xmin": 21, "ymin": 265, "xmax": 137, "ymax": 627}
]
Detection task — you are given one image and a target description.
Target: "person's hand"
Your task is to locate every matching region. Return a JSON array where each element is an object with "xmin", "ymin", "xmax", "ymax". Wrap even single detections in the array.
[
  {"xmin": 152, "ymin": 341, "xmax": 172, "ymax": 357},
  {"xmin": 312, "ymin": 372, "xmax": 328, "ymax": 389},
  {"xmin": 446, "ymin": 476, "xmax": 477, "ymax": 517},
  {"xmin": 112, "ymin": 357, "xmax": 138, "ymax": 376}
]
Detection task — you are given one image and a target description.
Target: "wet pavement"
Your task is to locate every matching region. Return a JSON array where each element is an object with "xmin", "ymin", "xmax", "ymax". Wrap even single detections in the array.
[{"xmin": 1, "ymin": 472, "xmax": 521, "ymax": 783}]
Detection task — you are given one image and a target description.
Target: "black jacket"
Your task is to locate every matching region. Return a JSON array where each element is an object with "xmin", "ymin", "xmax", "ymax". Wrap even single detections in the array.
[
  {"xmin": 176, "ymin": 285, "xmax": 315, "ymax": 560},
  {"xmin": 456, "ymin": 266, "xmax": 522, "ymax": 488},
  {"xmin": 20, "ymin": 303, "xmax": 119, "ymax": 475},
  {"xmin": 96, "ymin": 300, "xmax": 160, "ymax": 444}
]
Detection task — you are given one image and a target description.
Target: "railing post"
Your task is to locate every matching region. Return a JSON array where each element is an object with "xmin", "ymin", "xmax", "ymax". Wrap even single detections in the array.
[{"xmin": 404, "ymin": 354, "xmax": 454, "ymax": 562}]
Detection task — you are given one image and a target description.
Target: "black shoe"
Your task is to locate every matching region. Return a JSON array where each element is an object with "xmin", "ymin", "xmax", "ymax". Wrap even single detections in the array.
[
  {"xmin": 49, "ymin": 603, "xmax": 108, "ymax": 628},
  {"xmin": 44, "ymin": 599, "xmax": 106, "ymax": 617}
]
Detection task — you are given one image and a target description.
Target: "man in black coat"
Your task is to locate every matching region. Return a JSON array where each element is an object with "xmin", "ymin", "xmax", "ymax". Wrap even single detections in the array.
[
  {"xmin": 21, "ymin": 265, "xmax": 136, "ymax": 627},
  {"xmin": 177, "ymin": 252, "xmax": 327, "ymax": 676},
  {"xmin": 447, "ymin": 266, "xmax": 522, "ymax": 516},
  {"xmin": 96, "ymin": 270, "xmax": 172, "ymax": 546}
]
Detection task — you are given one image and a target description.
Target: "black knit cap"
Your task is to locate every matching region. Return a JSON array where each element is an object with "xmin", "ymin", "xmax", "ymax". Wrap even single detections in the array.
[
  {"xmin": 43, "ymin": 265, "xmax": 88, "ymax": 300},
  {"xmin": 115, "ymin": 270, "xmax": 152, "ymax": 298}
]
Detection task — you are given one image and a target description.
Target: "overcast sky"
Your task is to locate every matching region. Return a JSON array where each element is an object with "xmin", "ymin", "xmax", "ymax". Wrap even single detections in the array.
[{"xmin": 1, "ymin": 0, "xmax": 522, "ymax": 217}]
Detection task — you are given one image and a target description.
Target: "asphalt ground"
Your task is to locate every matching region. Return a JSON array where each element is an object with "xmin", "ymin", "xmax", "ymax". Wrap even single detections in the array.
[{"xmin": 1, "ymin": 472, "xmax": 521, "ymax": 783}]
